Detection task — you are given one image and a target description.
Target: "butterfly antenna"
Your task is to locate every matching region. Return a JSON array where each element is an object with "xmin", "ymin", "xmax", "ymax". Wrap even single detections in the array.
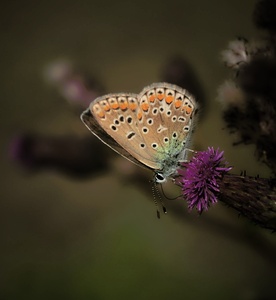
[
  {"xmin": 151, "ymin": 182, "xmax": 161, "ymax": 219},
  {"xmin": 154, "ymin": 182, "xmax": 167, "ymax": 215}
]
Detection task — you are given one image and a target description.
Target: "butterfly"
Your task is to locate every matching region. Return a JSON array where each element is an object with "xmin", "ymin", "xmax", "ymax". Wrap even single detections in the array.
[{"xmin": 81, "ymin": 82, "xmax": 198, "ymax": 183}]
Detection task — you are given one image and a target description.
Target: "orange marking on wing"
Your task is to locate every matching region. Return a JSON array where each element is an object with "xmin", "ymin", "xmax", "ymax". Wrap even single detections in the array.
[
  {"xmin": 165, "ymin": 96, "xmax": 174, "ymax": 104},
  {"xmin": 97, "ymin": 111, "xmax": 105, "ymax": 118},
  {"xmin": 137, "ymin": 112, "xmax": 142, "ymax": 120},
  {"xmin": 141, "ymin": 103, "xmax": 149, "ymax": 111},
  {"xmin": 103, "ymin": 104, "xmax": 110, "ymax": 111},
  {"xmin": 182, "ymin": 105, "xmax": 193, "ymax": 114},
  {"xmin": 157, "ymin": 93, "xmax": 164, "ymax": 100},
  {"xmin": 149, "ymin": 95, "xmax": 156, "ymax": 102},
  {"xmin": 111, "ymin": 103, "xmax": 119, "ymax": 109},
  {"xmin": 129, "ymin": 103, "xmax": 137, "ymax": 111},
  {"xmin": 186, "ymin": 106, "xmax": 192, "ymax": 114},
  {"xmin": 174, "ymin": 100, "xmax": 182, "ymax": 108},
  {"xmin": 120, "ymin": 102, "xmax": 128, "ymax": 110},
  {"xmin": 157, "ymin": 94, "xmax": 164, "ymax": 100}
]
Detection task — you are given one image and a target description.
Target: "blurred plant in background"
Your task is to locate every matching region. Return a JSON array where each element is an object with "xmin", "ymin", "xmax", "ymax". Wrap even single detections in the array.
[
  {"xmin": 220, "ymin": 0, "xmax": 276, "ymax": 174},
  {"xmin": 9, "ymin": 0, "xmax": 276, "ymax": 233},
  {"xmin": 216, "ymin": 0, "xmax": 276, "ymax": 231},
  {"xmin": 5, "ymin": 1, "xmax": 276, "ymax": 299},
  {"xmin": 6, "ymin": 4, "xmax": 276, "ymax": 284}
]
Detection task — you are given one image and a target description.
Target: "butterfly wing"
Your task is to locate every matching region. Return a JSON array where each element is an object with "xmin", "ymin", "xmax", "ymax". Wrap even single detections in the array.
[
  {"xmin": 81, "ymin": 108, "xmax": 147, "ymax": 168},
  {"xmin": 81, "ymin": 83, "xmax": 198, "ymax": 177},
  {"xmin": 137, "ymin": 83, "xmax": 198, "ymax": 162},
  {"xmin": 81, "ymin": 92, "xmax": 162, "ymax": 170}
]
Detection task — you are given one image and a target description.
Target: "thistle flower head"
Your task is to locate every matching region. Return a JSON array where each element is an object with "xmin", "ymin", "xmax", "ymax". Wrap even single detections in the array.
[{"xmin": 177, "ymin": 147, "xmax": 232, "ymax": 213}]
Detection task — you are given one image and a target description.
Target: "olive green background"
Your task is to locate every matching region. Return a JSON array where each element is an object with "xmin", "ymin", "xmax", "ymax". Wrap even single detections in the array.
[{"xmin": 1, "ymin": 0, "xmax": 275, "ymax": 299}]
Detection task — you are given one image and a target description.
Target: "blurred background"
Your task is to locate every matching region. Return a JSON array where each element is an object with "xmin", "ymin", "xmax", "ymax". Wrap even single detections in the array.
[{"xmin": 1, "ymin": 0, "xmax": 275, "ymax": 299}]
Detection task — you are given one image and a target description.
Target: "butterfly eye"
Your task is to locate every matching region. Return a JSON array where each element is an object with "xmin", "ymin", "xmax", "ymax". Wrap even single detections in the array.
[{"xmin": 155, "ymin": 172, "xmax": 166, "ymax": 183}]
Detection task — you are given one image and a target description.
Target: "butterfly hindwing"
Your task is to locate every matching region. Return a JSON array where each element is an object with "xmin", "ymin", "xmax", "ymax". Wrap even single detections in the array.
[
  {"xmin": 138, "ymin": 83, "xmax": 198, "ymax": 163},
  {"xmin": 82, "ymin": 93, "xmax": 162, "ymax": 170}
]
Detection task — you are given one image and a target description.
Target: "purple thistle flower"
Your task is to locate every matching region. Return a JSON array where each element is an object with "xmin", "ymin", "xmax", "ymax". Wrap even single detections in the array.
[{"xmin": 177, "ymin": 147, "xmax": 232, "ymax": 213}]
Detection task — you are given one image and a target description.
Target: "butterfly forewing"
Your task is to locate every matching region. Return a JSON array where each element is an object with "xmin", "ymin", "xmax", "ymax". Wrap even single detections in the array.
[
  {"xmin": 86, "ymin": 92, "xmax": 162, "ymax": 170},
  {"xmin": 81, "ymin": 108, "xmax": 147, "ymax": 168}
]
